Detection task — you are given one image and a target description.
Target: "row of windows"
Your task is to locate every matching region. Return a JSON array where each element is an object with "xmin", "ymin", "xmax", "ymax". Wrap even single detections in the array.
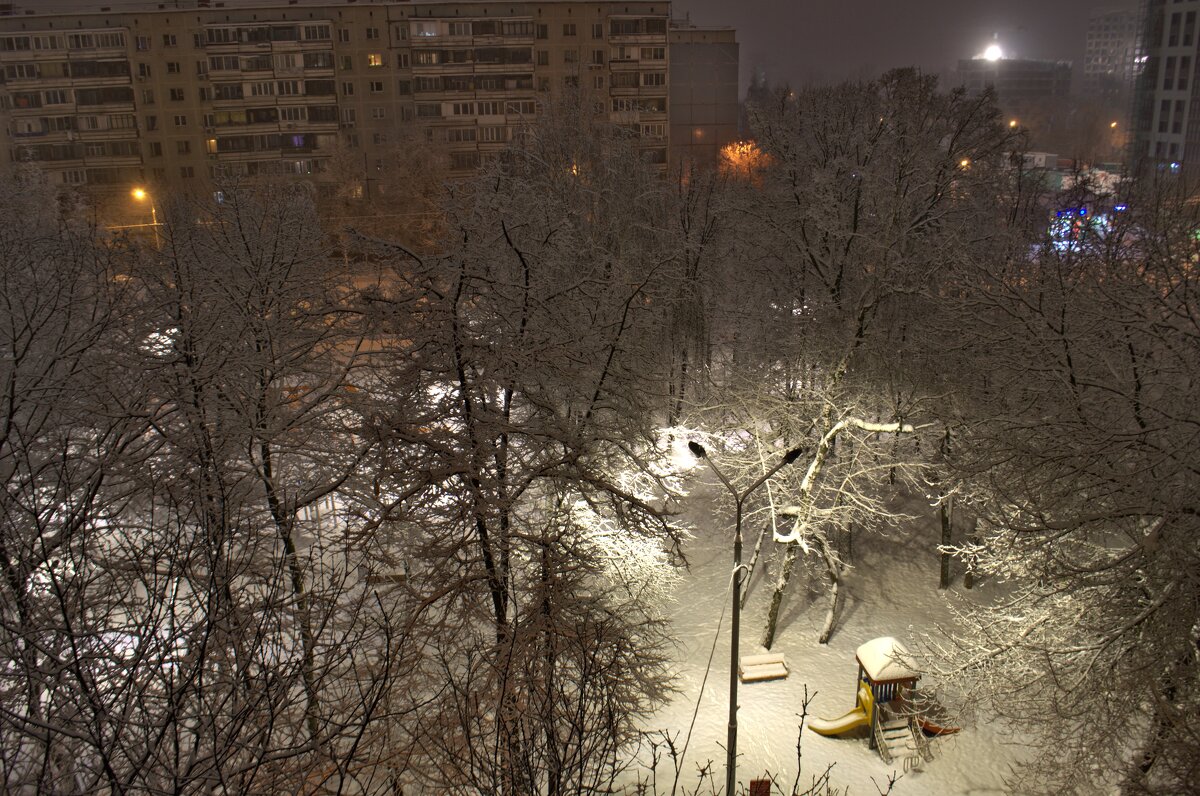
[
  {"xmin": 413, "ymin": 99, "xmax": 537, "ymax": 119},
  {"xmin": 1, "ymin": 32, "xmax": 125, "ymax": 52}
]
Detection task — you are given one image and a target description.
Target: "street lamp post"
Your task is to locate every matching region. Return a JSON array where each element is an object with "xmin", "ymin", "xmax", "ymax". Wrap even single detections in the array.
[
  {"xmin": 688, "ymin": 441, "xmax": 804, "ymax": 796},
  {"xmin": 131, "ymin": 187, "xmax": 160, "ymax": 248}
]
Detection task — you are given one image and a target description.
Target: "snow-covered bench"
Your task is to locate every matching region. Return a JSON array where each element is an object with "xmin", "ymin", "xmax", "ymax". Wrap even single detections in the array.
[{"xmin": 739, "ymin": 652, "xmax": 788, "ymax": 683}]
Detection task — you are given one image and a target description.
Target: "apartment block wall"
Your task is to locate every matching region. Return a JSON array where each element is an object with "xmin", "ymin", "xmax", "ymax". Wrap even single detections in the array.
[
  {"xmin": 668, "ymin": 24, "xmax": 737, "ymax": 168},
  {"xmin": 0, "ymin": 1, "xmax": 675, "ymax": 198}
]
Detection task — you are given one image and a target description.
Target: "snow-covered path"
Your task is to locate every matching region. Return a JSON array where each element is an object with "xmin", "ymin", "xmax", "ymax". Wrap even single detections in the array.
[{"xmin": 630, "ymin": 481, "xmax": 1032, "ymax": 795}]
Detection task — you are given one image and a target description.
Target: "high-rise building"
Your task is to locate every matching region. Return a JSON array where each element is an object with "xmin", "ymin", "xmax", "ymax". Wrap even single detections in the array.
[
  {"xmin": 0, "ymin": 0, "xmax": 711, "ymax": 197},
  {"xmin": 1084, "ymin": 7, "xmax": 1140, "ymax": 103},
  {"xmin": 1131, "ymin": 0, "xmax": 1200, "ymax": 171},
  {"xmin": 667, "ymin": 20, "xmax": 737, "ymax": 168}
]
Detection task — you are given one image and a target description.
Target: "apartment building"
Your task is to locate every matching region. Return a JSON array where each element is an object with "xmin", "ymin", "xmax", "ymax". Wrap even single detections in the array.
[{"xmin": 0, "ymin": 0, "xmax": 679, "ymax": 197}]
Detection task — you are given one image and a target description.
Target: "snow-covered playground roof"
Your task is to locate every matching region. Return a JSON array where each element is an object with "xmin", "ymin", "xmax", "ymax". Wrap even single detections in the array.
[{"xmin": 855, "ymin": 636, "xmax": 919, "ymax": 683}]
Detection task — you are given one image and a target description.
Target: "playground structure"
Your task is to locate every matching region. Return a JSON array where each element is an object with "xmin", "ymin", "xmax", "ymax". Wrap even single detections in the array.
[{"xmin": 807, "ymin": 637, "xmax": 958, "ymax": 770}]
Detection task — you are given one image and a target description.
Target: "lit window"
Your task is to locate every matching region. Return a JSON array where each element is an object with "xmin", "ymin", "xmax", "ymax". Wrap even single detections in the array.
[{"xmin": 367, "ymin": 53, "xmax": 385, "ymax": 68}]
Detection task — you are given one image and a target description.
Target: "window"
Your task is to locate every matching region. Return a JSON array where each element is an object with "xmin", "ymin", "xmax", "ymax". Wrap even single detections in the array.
[
  {"xmin": 44, "ymin": 89, "xmax": 68, "ymax": 105},
  {"xmin": 145, "ymin": 115, "xmax": 158, "ymax": 130},
  {"xmin": 198, "ymin": 87, "xmax": 210, "ymax": 101},
  {"xmin": 181, "ymin": 166, "xmax": 194, "ymax": 178},
  {"xmin": 537, "ymin": 50, "xmax": 549, "ymax": 66},
  {"xmin": 366, "ymin": 27, "xmax": 380, "ymax": 39},
  {"xmin": 193, "ymin": 33, "xmax": 204, "ymax": 48},
  {"xmin": 640, "ymin": 46, "xmax": 665, "ymax": 61},
  {"xmin": 593, "ymin": 74, "xmax": 604, "ymax": 89},
  {"xmin": 411, "ymin": 21, "xmax": 438, "ymax": 38},
  {"xmin": 196, "ymin": 60, "xmax": 208, "ymax": 75},
  {"xmin": 342, "ymin": 81, "xmax": 355, "ymax": 96},
  {"xmin": 338, "ymin": 28, "xmax": 351, "ymax": 43},
  {"xmin": 452, "ymin": 101, "xmax": 475, "ymax": 116},
  {"xmin": 136, "ymin": 35, "xmax": 151, "ymax": 51},
  {"xmin": 563, "ymin": 23, "xmax": 577, "ymax": 36},
  {"xmin": 563, "ymin": 75, "xmax": 578, "ymax": 88},
  {"xmin": 340, "ymin": 55, "xmax": 353, "ymax": 71},
  {"xmin": 163, "ymin": 34, "xmax": 177, "ymax": 47},
  {"xmin": 367, "ymin": 53, "xmax": 385, "ymax": 67},
  {"xmin": 592, "ymin": 49, "xmax": 605, "ymax": 65},
  {"xmin": 450, "ymin": 151, "xmax": 481, "ymax": 170},
  {"xmin": 447, "ymin": 127, "xmax": 476, "ymax": 142},
  {"xmin": 641, "ymin": 122, "xmax": 664, "ymax": 138},
  {"xmin": 373, "ymin": 132, "xmax": 387, "ymax": 145},
  {"xmin": 304, "ymin": 24, "xmax": 331, "ymax": 41},
  {"xmin": 641, "ymin": 72, "xmax": 666, "ymax": 87},
  {"xmin": 505, "ymin": 99, "xmax": 535, "ymax": 115},
  {"xmin": 1165, "ymin": 56, "xmax": 1177, "ymax": 91},
  {"xmin": 564, "ymin": 49, "xmax": 578, "ymax": 64},
  {"xmin": 398, "ymin": 79, "xmax": 412, "ymax": 95},
  {"xmin": 478, "ymin": 100, "xmax": 503, "ymax": 115},
  {"xmin": 592, "ymin": 23, "xmax": 604, "ymax": 39},
  {"xmin": 536, "ymin": 24, "xmax": 548, "ymax": 40},
  {"xmin": 177, "ymin": 140, "xmax": 191, "ymax": 154},
  {"xmin": 371, "ymin": 106, "xmax": 386, "ymax": 120},
  {"xmin": 174, "ymin": 114, "xmax": 187, "ymax": 127},
  {"xmin": 449, "ymin": 22, "xmax": 471, "ymax": 37},
  {"xmin": 477, "ymin": 125, "xmax": 503, "ymax": 142},
  {"xmin": 250, "ymin": 81, "xmax": 275, "ymax": 96},
  {"xmin": 538, "ymin": 77, "xmax": 550, "ymax": 91},
  {"xmin": 341, "ymin": 107, "xmax": 357, "ymax": 125},
  {"xmin": 415, "ymin": 103, "xmax": 441, "ymax": 118},
  {"xmin": 169, "ymin": 88, "xmax": 185, "ymax": 101},
  {"xmin": 1159, "ymin": 99, "xmax": 1171, "ymax": 133},
  {"xmin": 280, "ymin": 106, "xmax": 306, "ymax": 121},
  {"xmin": 138, "ymin": 63, "xmax": 152, "ymax": 79},
  {"xmin": 369, "ymin": 80, "xmax": 384, "ymax": 93},
  {"xmin": 149, "ymin": 141, "xmax": 163, "ymax": 157},
  {"xmin": 1181, "ymin": 56, "xmax": 1192, "ymax": 92},
  {"xmin": 142, "ymin": 88, "xmax": 155, "ymax": 104},
  {"xmin": 1174, "ymin": 99, "xmax": 1186, "ymax": 134}
]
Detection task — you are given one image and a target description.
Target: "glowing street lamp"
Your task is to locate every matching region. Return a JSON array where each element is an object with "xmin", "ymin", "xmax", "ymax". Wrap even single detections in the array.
[
  {"xmin": 131, "ymin": 187, "xmax": 160, "ymax": 247},
  {"xmin": 1009, "ymin": 119, "xmax": 1019, "ymax": 129},
  {"xmin": 688, "ymin": 441, "xmax": 804, "ymax": 796}
]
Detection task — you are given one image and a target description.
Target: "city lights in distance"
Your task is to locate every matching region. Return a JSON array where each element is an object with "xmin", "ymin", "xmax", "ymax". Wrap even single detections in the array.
[
  {"xmin": 132, "ymin": 188, "xmax": 148, "ymax": 201},
  {"xmin": 983, "ymin": 43, "xmax": 1004, "ymax": 61}
]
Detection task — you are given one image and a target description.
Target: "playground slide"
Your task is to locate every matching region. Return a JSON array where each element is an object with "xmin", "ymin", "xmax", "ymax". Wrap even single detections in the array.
[{"xmin": 807, "ymin": 706, "xmax": 870, "ymax": 736}]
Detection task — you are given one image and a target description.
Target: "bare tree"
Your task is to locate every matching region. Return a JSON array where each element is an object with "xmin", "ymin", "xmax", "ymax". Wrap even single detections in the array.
[{"xmin": 928, "ymin": 174, "xmax": 1200, "ymax": 794}]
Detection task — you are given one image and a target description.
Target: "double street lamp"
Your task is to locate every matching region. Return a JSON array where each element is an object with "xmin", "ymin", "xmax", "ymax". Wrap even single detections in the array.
[{"xmin": 688, "ymin": 441, "xmax": 804, "ymax": 796}]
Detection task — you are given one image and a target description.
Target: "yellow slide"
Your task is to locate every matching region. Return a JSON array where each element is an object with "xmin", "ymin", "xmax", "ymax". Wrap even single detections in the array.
[{"xmin": 808, "ymin": 684, "xmax": 874, "ymax": 737}]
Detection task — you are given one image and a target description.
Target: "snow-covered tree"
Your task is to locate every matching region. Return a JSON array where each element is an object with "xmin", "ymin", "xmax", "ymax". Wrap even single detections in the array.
[
  {"xmin": 358, "ymin": 98, "xmax": 690, "ymax": 792},
  {"xmin": 930, "ymin": 174, "xmax": 1200, "ymax": 794}
]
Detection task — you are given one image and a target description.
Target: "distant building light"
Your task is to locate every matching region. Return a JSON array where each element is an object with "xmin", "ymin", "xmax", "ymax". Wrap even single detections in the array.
[
  {"xmin": 1114, "ymin": 203, "xmax": 1128, "ymax": 212},
  {"xmin": 1170, "ymin": 161, "xmax": 1182, "ymax": 173}
]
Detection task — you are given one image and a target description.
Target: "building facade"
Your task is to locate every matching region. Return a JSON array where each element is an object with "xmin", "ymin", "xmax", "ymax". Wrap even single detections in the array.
[
  {"xmin": 0, "ymin": 0, "xmax": 691, "ymax": 197},
  {"xmin": 1131, "ymin": 0, "xmax": 1200, "ymax": 171},
  {"xmin": 1085, "ymin": 7, "xmax": 1140, "ymax": 103},
  {"xmin": 956, "ymin": 56, "xmax": 1072, "ymax": 116},
  {"xmin": 667, "ymin": 21, "xmax": 737, "ymax": 168}
]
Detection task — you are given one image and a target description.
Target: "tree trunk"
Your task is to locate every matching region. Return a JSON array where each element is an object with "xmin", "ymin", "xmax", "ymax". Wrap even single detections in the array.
[
  {"xmin": 762, "ymin": 540, "xmax": 800, "ymax": 649},
  {"xmin": 939, "ymin": 493, "xmax": 953, "ymax": 590},
  {"xmin": 740, "ymin": 522, "xmax": 770, "ymax": 609},
  {"xmin": 816, "ymin": 534, "xmax": 841, "ymax": 644}
]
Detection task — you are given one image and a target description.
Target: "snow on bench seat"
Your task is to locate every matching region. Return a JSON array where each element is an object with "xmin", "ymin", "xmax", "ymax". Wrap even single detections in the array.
[{"xmin": 739, "ymin": 652, "xmax": 788, "ymax": 683}]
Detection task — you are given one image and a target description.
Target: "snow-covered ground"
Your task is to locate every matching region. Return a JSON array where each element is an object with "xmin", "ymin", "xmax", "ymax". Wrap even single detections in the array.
[{"xmin": 630, "ymin": 480, "xmax": 1032, "ymax": 795}]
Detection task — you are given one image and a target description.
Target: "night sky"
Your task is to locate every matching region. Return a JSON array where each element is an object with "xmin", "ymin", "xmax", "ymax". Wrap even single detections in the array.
[{"xmin": 674, "ymin": 0, "xmax": 1139, "ymax": 93}]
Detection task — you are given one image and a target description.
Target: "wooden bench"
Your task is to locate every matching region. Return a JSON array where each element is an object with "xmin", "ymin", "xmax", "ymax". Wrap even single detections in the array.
[{"xmin": 739, "ymin": 652, "xmax": 788, "ymax": 683}]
